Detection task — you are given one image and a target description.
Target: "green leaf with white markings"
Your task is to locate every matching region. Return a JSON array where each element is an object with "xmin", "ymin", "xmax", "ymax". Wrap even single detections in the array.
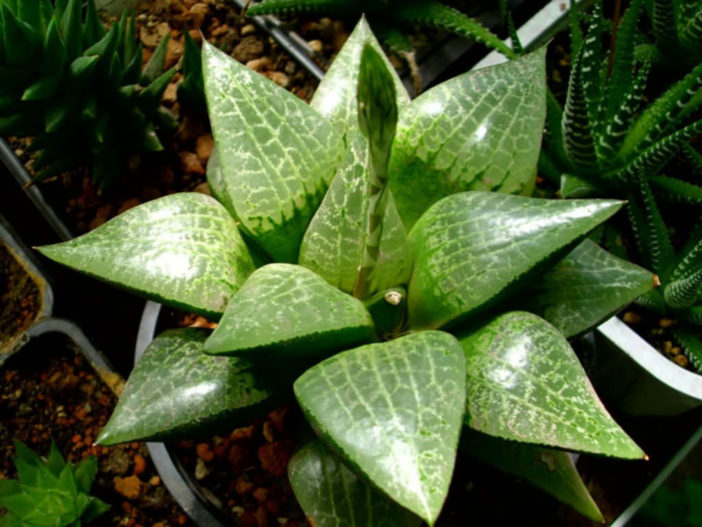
[
  {"xmin": 204, "ymin": 263, "xmax": 376, "ymax": 358},
  {"xmin": 408, "ymin": 192, "xmax": 623, "ymax": 330},
  {"xmin": 525, "ymin": 239, "xmax": 656, "ymax": 337},
  {"xmin": 310, "ymin": 16, "xmax": 409, "ymax": 139},
  {"xmin": 203, "ymin": 40, "xmax": 344, "ymax": 263},
  {"xmin": 389, "ymin": 48, "xmax": 547, "ymax": 229},
  {"xmin": 289, "ymin": 439, "xmax": 421, "ymax": 527},
  {"xmin": 97, "ymin": 329, "xmax": 272, "ymax": 445},
  {"xmin": 459, "ymin": 311, "xmax": 644, "ymax": 459},
  {"xmin": 38, "ymin": 193, "xmax": 255, "ymax": 318},
  {"xmin": 461, "ymin": 429, "xmax": 603, "ymax": 521},
  {"xmin": 295, "ymin": 331, "xmax": 466, "ymax": 526}
]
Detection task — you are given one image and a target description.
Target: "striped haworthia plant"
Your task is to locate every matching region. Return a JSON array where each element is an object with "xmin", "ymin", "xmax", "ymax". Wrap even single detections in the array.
[{"xmin": 39, "ymin": 17, "xmax": 656, "ymax": 526}]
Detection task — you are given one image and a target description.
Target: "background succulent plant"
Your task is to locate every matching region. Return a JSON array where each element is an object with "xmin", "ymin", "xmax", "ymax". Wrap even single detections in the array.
[
  {"xmin": 640, "ymin": 0, "xmax": 702, "ymax": 71},
  {"xmin": 39, "ymin": 19, "xmax": 657, "ymax": 525},
  {"xmin": 0, "ymin": 441, "xmax": 108, "ymax": 526},
  {"xmin": 0, "ymin": 0, "xmax": 177, "ymax": 188}
]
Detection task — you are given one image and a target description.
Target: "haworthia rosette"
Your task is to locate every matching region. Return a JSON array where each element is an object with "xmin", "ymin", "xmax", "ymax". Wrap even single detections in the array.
[
  {"xmin": 97, "ymin": 329, "xmax": 272, "ymax": 445},
  {"xmin": 389, "ymin": 48, "xmax": 547, "ymax": 229},
  {"xmin": 408, "ymin": 192, "xmax": 623, "ymax": 330},
  {"xmin": 459, "ymin": 311, "xmax": 644, "ymax": 459},
  {"xmin": 38, "ymin": 193, "xmax": 255, "ymax": 318},
  {"xmin": 204, "ymin": 263, "xmax": 376, "ymax": 358},
  {"xmin": 289, "ymin": 439, "xmax": 421, "ymax": 527},
  {"xmin": 461, "ymin": 429, "xmax": 603, "ymax": 522},
  {"xmin": 295, "ymin": 331, "xmax": 466, "ymax": 525},
  {"xmin": 526, "ymin": 239, "xmax": 656, "ymax": 337},
  {"xmin": 203, "ymin": 40, "xmax": 344, "ymax": 263}
]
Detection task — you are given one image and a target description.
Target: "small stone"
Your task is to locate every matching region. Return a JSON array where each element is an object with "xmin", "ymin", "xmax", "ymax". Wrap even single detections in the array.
[
  {"xmin": 241, "ymin": 24, "xmax": 256, "ymax": 36},
  {"xmin": 232, "ymin": 36, "xmax": 265, "ymax": 63},
  {"xmin": 659, "ymin": 318, "xmax": 675, "ymax": 328},
  {"xmin": 235, "ymin": 476, "xmax": 254, "ymax": 495},
  {"xmin": 149, "ymin": 475, "xmax": 161, "ymax": 486},
  {"xmin": 118, "ymin": 198, "xmax": 141, "ymax": 214},
  {"xmin": 664, "ymin": 341, "xmax": 673, "ymax": 353},
  {"xmin": 246, "ymin": 56, "xmax": 270, "ymax": 72},
  {"xmin": 196, "ymin": 443, "xmax": 215, "ymax": 462},
  {"xmin": 307, "ymin": 39, "xmax": 323, "ymax": 53},
  {"xmin": 670, "ymin": 346, "xmax": 681, "ymax": 356},
  {"xmin": 179, "ymin": 151, "xmax": 205, "ymax": 176},
  {"xmin": 188, "ymin": 29, "xmax": 202, "ymax": 44},
  {"xmin": 674, "ymin": 354, "xmax": 689, "ymax": 368},
  {"xmin": 194, "ymin": 457, "xmax": 209, "ymax": 480},
  {"xmin": 253, "ymin": 487, "xmax": 268, "ymax": 504},
  {"xmin": 162, "ymin": 82, "xmax": 178, "ymax": 106},
  {"xmin": 132, "ymin": 454, "xmax": 147, "ymax": 476},
  {"xmin": 188, "ymin": 3, "xmax": 209, "ymax": 28},
  {"xmin": 104, "ymin": 448, "xmax": 131, "ymax": 475},
  {"xmin": 258, "ymin": 440, "xmax": 294, "ymax": 477},
  {"xmin": 622, "ymin": 311, "xmax": 642, "ymax": 324},
  {"xmin": 228, "ymin": 444, "xmax": 255, "ymax": 472},
  {"xmin": 211, "ymin": 24, "xmax": 231, "ymax": 37},
  {"xmin": 264, "ymin": 71, "xmax": 290, "ymax": 88},
  {"xmin": 113, "ymin": 475, "xmax": 142, "ymax": 499},
  {"xmin": 195, "ymin": 134, "xmax": 214, "ymax": 163},
  {"xmin": 262, "ymin": 421, "xmax": 275, "ymax": 443},
  {"xmin": 284, "ymin": 60, "xmax": 296, "ymax": 74},
  {"xmin": 193, "ymin": 182, "xmax": 211, "ymax": 196},
  {"xmin": 90, "ymin": 204, "xmax": 113, "ymax": 230},
  {"xmin": 230, "ymin": 424, "xmax": 256, "ymax": 441}
]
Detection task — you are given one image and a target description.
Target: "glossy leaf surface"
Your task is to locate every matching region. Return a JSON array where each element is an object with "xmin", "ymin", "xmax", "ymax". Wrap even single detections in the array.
[
  {"xmin": 459, "ymin": 311, "xmax": 644, "ymax": 458},
  {"xmin": 526, "ymin": 239, "xmax": 655, "ymax": 337},
  {"xmin": 204, "ymin": 264, "xmax": 376, "ymax": 358},
  {"xmin": 389, "ymin": 48, "xmax": 547, "ymax": 229},
  {"xmin": 203, "ymin": 41, "xmax": 344, "ymax": 262},
  {"xmin": 38, "ymin": 193, "xmax": 255, "ymax": 318},
  {"xmin": 98, "ymin": 329, "xmax": 272, "ymax": 445},
  {"xmin": 461, "ymin": 429, "xmax": 603, "ymax": 521},
  {"xmin": 295, "ymin": 331, "xmax": 466, "ymax": 525},
  {"xmin": 408, "ymin": 192, "xmax": 623, "ymax": 330},
  {"xmin": 289, "ymin": 439, "xmax": 421, "ymax": 527}
]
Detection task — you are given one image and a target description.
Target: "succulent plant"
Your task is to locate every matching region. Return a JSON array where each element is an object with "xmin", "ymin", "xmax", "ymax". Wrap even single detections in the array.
[
  {"xmin": 0, "ymin": 0, "xmax": 177, "ymax": 188},
  {"xmin": 39, "ymin": 19, "xmax": 656, "ymax": 525},
  {"xmin": 540, "ymin": 0, "xmax": 702, "ymax": 202},
  {"xmin": 640, "ymin": 0, "xmax": 702, "ymax": 71},
  {"xmin": 0, "ymin": 441, "xmax": 108, "ymax": 526}
]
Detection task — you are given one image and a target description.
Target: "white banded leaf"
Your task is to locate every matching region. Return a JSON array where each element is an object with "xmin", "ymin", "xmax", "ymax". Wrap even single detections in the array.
[
  {"xmin": 388, "ymin": 48, "xmax": 546, "ymax": 229},
  {"xmin": 204, "ymin": 264, "xmax": 376, "ymax": 358},
  {"xmin": 408, "ymin": 192, "xmax": 623, "ymax": 330},
  {"xmin": 525, "ymin": 239, "xmax": 656, "ymax": 337},
  {"xmin": 38, "ymin": 193, "xmax": 254, "ymax": 318},
  {"xmin": 294, "ymin": 331, "xmax": 466, "ymax": 525},
  {"xmin": 299, "ymin": 138, "xmax": 412, "ymax": 295},
  {"xmin": 461, "ymin": 429, "xmax": 603, "ymax": 522},
  {"xmin": 289, "ymin": 439, "xmax": 421, "ymax": 527},
  {"xmin": 97, "ymin": 329, "xmax": 272, "ymax": 445},
  {"xmin": 459, "ymin": 311, "xmax": 644, "ymax": 459},
  {"xmin": 203, "ymin": 41, "xmax": 344, "ymax": 262}
]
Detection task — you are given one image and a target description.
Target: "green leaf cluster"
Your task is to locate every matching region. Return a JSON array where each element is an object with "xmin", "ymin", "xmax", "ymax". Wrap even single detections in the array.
[
  {"xmin": 39, "ymin": 18, "xmax": 655, "ymax": 526},
  {"xmin": 0, "ymin": 0, "xmax": 184, "ymax": 187},
  {"xmin": 642, "ymin": 0, "xmax": 702, "ymax": 71},
  {"xmin": 0, "ymin": 441, "xmax": 108, "ymax": 526},
  {"xmin": 541, "ymin": 0, "xmax": 702, "ymax": 205}
]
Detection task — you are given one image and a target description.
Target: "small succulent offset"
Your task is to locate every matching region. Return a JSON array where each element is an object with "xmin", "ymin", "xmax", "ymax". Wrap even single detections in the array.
[
  {"xmin": 40, "ymin": 19, "xmax": 656, "ymax": 525},
  {"xmin": 0, "ymin": 0, "xmax": 177, "ymax": 187},
  {"xmin": 540, "ymin": 0, "xmax": 702, "ymax": 202},
  {"xmin": 0, "ymin": 441, "xmax": 108, "ymax": 526},
  {"xmin": 628, "ymin": 177, "xmax": 702, "ymax": 372}
]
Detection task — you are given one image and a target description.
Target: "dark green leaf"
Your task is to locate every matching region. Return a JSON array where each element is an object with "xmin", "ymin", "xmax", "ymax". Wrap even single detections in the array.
[
  {"xmin": 408, "ymin": 192, "xmax": 623, "ymax": 330},
  {"xmin": 38, "ymin": 193, "xmax": 255, "ymax": 318},
  {"xmin": 459, "ymin": 311, "xmax": 644, "ymax": 458},
  {"xmin": 295, "ymin": 331, "xmax": 466, "ymax": 525},
  {"xmin": 98, "ymin": 329, "xmax": 273, "ymax": 444}
]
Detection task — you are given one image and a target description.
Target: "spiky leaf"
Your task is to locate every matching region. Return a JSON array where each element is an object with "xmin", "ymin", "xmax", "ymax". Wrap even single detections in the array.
[
  {"xmin": 408, "ymin": 192, "xmax": 623, "ymax": 330},
  {"xmin": 525, "ymin": 239, "xmax": 656, "ymax": 337},
  {"xmin": 97, "ymin": 329, "xmax": 272, "ymax": 445},
  {"xmin": 459, "ymin": 311, "xmax": 644, "ymax": 458},
  {"xmin": 203, "ymin": 41, "xmax": 344, "ymax": 262},
  {"xmin": 295, "ymin": 331, "xmax": 466, "ymax": 525},
  {"xmin": 204, "ymin": 264, "xmax": 376, "ymax": 359},
  {"xmin": 389, "ymin": 48, "xmax": 547, "ymax": 229},
  {"xmin": 289, "ymin": 439, "xmax": 422, "ymax": 527},
  {"xmin": 38, "ymin": 193, "xmax": 255, "ymax": 318}
]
